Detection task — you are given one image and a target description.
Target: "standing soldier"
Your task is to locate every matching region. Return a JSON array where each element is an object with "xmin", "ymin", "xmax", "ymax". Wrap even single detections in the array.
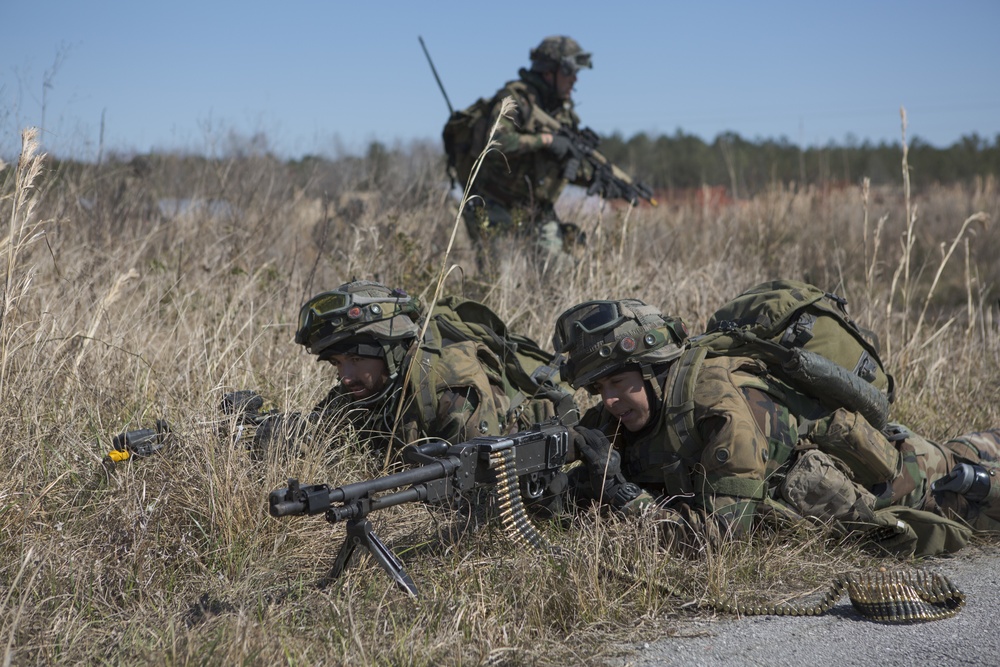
[{"xmin": 445, "ymin": 36, "xmax": 595, "ymax": 268}]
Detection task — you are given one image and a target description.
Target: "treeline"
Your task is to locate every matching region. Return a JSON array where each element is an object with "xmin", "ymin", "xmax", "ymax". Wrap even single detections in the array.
[
  {"xmin": 31, "ymin": 129, "xmax": 1000, "ymax": 206},
  {"xmin": 597, "ymin": 130, "xmax": 1000, "ymax": 196}
]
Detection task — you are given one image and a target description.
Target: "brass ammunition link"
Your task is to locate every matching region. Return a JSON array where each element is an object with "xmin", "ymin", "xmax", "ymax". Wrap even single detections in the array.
[
  {"xmin": 492, "ymin": 449, "xmax": 554, "ymax": 553},
  {"xmin": 631, "ymin": 566, "xmax": 965, "ymax": 623}
]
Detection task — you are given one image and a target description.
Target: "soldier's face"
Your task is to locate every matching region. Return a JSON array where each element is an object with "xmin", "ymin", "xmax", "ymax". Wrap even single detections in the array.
[
  {"xmin": 329, "ymin": 354, "xmax": 389, "ymax": 399},
  {"xmin": 592, "ymin": 370, "xmax": 651, "ymax": 432},
  {"xmin": 554, "ymin": 69, "xmax": 577, "ymax": 100}
]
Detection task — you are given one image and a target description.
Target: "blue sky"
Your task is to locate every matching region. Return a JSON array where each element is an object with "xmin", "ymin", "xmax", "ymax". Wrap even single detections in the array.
[{"xmin": 2, "ymin": 0, "xmax": 998, "ymax": 160}]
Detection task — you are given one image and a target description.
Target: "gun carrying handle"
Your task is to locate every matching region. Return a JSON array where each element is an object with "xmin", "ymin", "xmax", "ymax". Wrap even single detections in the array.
[{"xmin": 402, "ymin": 440, "xmax": 450, "ymax": 465}]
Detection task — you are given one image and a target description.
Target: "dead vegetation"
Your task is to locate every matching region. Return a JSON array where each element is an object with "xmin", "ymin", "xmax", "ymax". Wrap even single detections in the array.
[{"xmin": 1, "ymin": 126, "xmax": 998, "ymax": 665}]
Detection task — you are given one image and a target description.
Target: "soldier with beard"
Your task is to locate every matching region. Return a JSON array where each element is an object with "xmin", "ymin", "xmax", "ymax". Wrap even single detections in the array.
[{"xmin": 255, "ymin": 280, "xmax": 572, "ymax": 466}]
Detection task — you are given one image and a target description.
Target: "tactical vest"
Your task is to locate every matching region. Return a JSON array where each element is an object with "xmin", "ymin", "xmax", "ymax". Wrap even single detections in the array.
[
  {"xmin": 614, "ymin": 355, "xmax": 808, "ymax": 503},
  {"xmin": 473, "ymin": 74, "xmax": 582, "ymax": 211},
  {"xmin": 403, "ymin": 297, "xmax": 576, "ymax": 441}
]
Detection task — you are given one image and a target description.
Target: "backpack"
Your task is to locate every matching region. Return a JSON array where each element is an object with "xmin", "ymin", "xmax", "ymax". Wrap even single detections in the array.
[
  {"xmin": 686, "ymin": 279, "xmax": 895, "ymax": 429},
  {"xmin": 425, "ymin": 296, "xmax": 577, "ymax": 427},
  {"xmin": 442, "ymin": 97, "xmax": 492, "ymax": 189}
]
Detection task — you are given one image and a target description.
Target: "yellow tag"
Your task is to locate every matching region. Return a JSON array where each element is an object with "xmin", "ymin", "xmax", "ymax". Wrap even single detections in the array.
[{"xmin": 107, "ymin": 450, "xmax": 131, "ymax": 462}]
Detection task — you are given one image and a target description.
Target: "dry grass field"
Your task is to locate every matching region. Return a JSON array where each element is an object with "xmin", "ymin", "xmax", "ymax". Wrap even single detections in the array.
[{"xmin": 2, "ymin": 126, "xmax": 999, "ymax": 665}]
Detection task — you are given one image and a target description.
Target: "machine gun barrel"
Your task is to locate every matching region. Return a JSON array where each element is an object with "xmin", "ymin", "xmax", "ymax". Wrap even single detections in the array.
[{"xmin": 269, "ymin": 455, "xmax": 464, "ymax": 517}]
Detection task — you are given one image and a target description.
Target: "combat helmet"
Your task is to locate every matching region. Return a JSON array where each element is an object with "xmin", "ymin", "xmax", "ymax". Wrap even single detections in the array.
[
  {"xmin": 554, "ymin": 299, "xmax": 688, "ymax": 395},
  {"xmin": 529, "ymin": 36, "xmax": 593, "ymax": 75},
  {"xmin": 294, "ymin": 280, "xmax": 422, "ymax": 377}
]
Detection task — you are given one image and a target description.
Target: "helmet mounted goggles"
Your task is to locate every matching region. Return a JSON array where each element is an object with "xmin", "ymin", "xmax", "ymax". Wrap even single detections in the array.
[
  {"xmin": 294, "ymin": 289, "xmax": 419, "ymax": 348},
  {"xmin": 555, "ymin": 298, "xmax": 689, "ymax": 390},
  {"xmin": 553, "ymin": 300, "xmax": 629, "ymax": 353},
  {"xmin": 559, "ymin": 51, "xmax": 592, "ymax": 74}
]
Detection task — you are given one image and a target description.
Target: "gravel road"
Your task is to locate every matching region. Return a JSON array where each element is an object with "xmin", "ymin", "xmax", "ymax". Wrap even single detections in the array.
[{"xmin": 604, "ymin": 543, "xmax": 1000, "ymax": 667}]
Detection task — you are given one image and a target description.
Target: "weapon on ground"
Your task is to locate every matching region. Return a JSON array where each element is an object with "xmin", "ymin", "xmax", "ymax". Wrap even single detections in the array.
[
  {"xmin": 218, "ymin": 390, "xmax": 276, "ymax": 442},
  {"xmin": 534, "ymin": 107, "xmax": 657, "ymax": 207},
  {"xmin": 268, "ymin": 419, "xmax": 570, "ymax": 597},
  {"xmin": 105, "ymin": 419, "xmax": 172, "ymax": 464}
]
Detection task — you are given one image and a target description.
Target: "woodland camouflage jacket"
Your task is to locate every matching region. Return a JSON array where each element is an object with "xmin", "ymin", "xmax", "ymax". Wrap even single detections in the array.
[
  {"xmin": 581, "ymin": 353, "xmax": 1000, "ymax": 555},
  {"xmin": 474, "ymin": 69, "xmax": 594, "ymax": 217}
]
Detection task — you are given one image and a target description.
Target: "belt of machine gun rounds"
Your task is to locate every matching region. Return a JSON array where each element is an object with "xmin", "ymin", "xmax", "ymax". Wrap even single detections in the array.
[
  {"xmin": 684, "ymin": 569, "xmax": 966, "ymax": 623},
  {"xmin": 492, "ymin": 449, "xmax": 553, "ymax": 552},
  {"xmin": 490, "ymin": 451, "xmax": 965, "ymax": 623}
]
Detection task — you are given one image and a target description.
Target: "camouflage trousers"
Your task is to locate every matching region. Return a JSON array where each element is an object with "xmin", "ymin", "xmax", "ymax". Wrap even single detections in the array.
[
  {"xmin": 893, "ymin": 427, "xmax": 1000, "ymax": 531},
  {"xmin": 462, "ymin": 196, "xmax": 580, "ymax": 272}
]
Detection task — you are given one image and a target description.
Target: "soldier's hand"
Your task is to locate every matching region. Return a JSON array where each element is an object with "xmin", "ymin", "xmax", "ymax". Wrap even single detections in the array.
[
  {"xmin": 571, "ymin": 426, "xmax": 619, "ymax": 480},
  {"xmin": 252, "ymin": 412, "xmax": 311, "ymax": 460},
  {"xmin": 571, "ymin": 426, "xmax": 645, "ymax": 512},
  {"xmin": 546, "ymin": 133, "xmax": 575, "ymax": 160}
]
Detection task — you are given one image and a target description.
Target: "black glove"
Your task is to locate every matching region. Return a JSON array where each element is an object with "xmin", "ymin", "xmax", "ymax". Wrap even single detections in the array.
[
  {"xmin": 572, "ymin": 426, "xmax": 644, "ymax": 511},
  {"xmin": 547, "ymin": 133, "xmax": 575, "ymax": 160},
  {"xmin": 220, "ymin": 390, "xmax": 264, "ymax": 416},
  {"xmin": 588, "ymin": 169, "xmax": 629, "ymax": 202},
  {"xmin": 573, "ymin": 426, "xmax": 620, "ymax": 483}
]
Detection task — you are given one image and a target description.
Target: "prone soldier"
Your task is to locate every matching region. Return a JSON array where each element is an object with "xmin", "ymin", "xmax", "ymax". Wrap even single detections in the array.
[
  {"xmin": 554, "ymin": 297, "xmax": 1000, "ymax": 557},
  {"xmin": 251, "ymin": 280, "xmax": 574, "ymax": 467}
]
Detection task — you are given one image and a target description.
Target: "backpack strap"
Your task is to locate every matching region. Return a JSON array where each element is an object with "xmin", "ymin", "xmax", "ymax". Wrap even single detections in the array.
[
  {"xmin": 663, "ymin": 347, "xmax": 708, "ymax": 461},
  {"xmin": 403, "ymin": 327, "xmax": 444, "ymax": 430}
]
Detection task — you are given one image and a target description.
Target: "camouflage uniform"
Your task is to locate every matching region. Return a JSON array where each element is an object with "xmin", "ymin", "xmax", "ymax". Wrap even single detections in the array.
[
  {"xmin": 465, "ymin": 36, "xmax": 595, "ymax": 265},
  {"xmin": 289, "ymin": 280, "xmax": 562, "ymax": 458},
  {"xmin": 310, "ymin": 319, "xmax": 513, "ymax": 455},
  {"xmin": 557, "ymin": 298, "xmax": 1000, "ymax": 557}
]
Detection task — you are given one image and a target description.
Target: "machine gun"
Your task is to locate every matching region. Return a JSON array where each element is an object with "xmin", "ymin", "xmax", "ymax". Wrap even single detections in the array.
[
  {"xmin": 534, "ymin": 107, "xmax": 658, "ymax": 207},
  {"xmin": 268, "ymin": 419, "xmax": 570, "ymax": 596}
]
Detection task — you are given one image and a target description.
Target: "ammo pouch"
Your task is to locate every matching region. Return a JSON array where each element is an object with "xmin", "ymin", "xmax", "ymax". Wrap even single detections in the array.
[
  {"xmin": 807, "ymin": 408, "xmax": 900, "ymax": 488},
  {"xmin": 780, "ymin": 449, "xmax": 877, "ymax": 523}
]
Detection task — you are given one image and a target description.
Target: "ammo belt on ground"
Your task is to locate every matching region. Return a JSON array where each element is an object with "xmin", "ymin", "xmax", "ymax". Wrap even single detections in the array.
[
  {"xmin": 491, "ymin": 476, "xmax": 966, "ymax": 624},
  {"xmin": 631, "ymin": 566, "xmax": 965, "ymax": 623}
]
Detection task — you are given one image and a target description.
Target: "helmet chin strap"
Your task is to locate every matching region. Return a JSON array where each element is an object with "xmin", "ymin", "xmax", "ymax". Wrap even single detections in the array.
[
  {"xmin": 639, "ymin": 362, "xmax": 663, "ymax": 401},
  {"xmin": 384, "ymin": 341, "xmax": 411, "ymax": 378}
]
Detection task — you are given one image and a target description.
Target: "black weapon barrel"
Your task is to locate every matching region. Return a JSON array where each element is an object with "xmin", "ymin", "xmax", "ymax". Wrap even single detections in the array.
[
  {"xmin": 328, "ymin": 457, "xmax": 462, "ymax": 504},
  {"xmin": 327, "ymin": 484, "xmax": 435, "ymax": 523},
  {"xmin": 269, "ymin": 456, "xmax": 463, "ymax": 517}
]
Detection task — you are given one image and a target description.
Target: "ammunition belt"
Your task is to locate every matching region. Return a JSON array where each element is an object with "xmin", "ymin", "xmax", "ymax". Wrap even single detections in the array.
[
  {"xmin": 633, "ymin": 567, "xmax": 965, "ymax": 623},
  {"xmin": 492, "ymin": 449, "xmax": 553, "ymax": 553}
]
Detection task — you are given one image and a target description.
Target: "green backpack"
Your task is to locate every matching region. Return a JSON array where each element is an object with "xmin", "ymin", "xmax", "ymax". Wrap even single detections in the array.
[
  {"xmin": 689, "ymin": 279, "xmax": 895, "ymax": 429},
  {"xmin": 428, "ymin": 296, "xmax": 577, "ymax": 425},
  {"xmin": 442, "ymin": 97, "xmax": 492, "ymax": 189}
]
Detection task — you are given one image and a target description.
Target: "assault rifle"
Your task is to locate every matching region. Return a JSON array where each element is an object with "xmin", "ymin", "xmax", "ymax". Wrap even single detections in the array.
[
  {"xmin": 268, "ymin": 419, "xmax": 570, "ymax": 596},
  {"xmin": 218, "ymin": 390, "xmax": 276, "ymax": 441},
  {"xmin": 534, "ymin": 107, "xmax": 658, "ymax": 207},
  {"xmin": 105, "ymin": 419, "xmax": 172, "ymax": 464}
]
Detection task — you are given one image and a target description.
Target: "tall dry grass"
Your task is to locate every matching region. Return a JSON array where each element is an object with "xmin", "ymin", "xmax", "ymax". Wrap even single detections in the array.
[{"xmin": 1, "ymin": 123, "xmax": 998, "ymax": 666}]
